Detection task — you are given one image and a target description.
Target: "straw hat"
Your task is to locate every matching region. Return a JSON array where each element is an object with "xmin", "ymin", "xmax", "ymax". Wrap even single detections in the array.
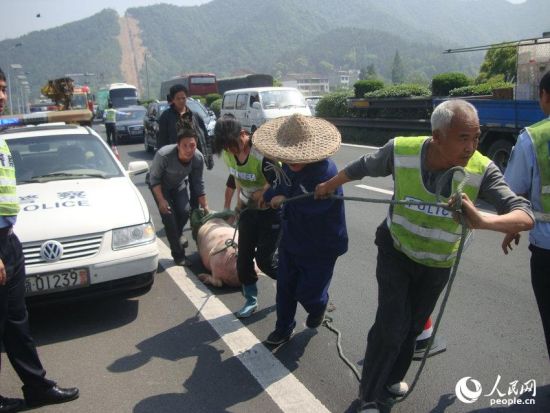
[{"xmin": 252, "ymin": 114, "xmax": 341, "ymax": 164}]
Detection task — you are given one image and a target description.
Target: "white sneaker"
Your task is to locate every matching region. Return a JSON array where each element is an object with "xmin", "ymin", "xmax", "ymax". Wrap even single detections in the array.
[{"xmin": 386, "ymin": 381, "xmax": 409, "ymax": 397}]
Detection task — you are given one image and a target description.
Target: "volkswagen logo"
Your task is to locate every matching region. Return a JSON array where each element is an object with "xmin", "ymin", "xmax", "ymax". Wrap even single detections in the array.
[{"xmin": 40, "ymin": 240, "xmax": 64, "ymax": 262}]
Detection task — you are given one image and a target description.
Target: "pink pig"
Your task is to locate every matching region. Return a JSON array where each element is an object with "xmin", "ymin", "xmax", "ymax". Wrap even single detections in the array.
[{"xmin": 196, "ymin": 218, "xmax": 241, "ymax": 288}]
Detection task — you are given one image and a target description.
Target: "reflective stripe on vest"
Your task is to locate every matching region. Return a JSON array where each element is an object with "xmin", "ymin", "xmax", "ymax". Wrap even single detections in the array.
[
  {"xmin": 389, "ymin": 136, "xmax": 490, "ymax": 268},
  {"xmin": 0, "ymin": 139, "xmax": 20, "ymax": 216},
  {"xmin": 222, "ymin": 147, "xmax": 267, "ymax": 201},
  {"xmin": 526, "ymin": 119, "xmax": 550, "ymax": 218}
]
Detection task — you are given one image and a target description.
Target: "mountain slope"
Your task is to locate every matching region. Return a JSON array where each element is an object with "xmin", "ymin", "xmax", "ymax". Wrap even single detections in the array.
[{"xmin": 0, "ymin": 0, "xmax": 548, "ymax": 101}]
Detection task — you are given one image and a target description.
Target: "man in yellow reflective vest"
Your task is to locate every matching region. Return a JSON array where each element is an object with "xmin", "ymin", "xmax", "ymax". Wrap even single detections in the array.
[
  {"xmin": 0, "ymin": 67, "xmax": 79, "ymax": 412},
  {"xmin": 504, "ymin": 70, "xmax": 550, "ymax": 360},
  {"xmin": 315, "ymin": 99, "xmax": 534, "ymax": 413}
]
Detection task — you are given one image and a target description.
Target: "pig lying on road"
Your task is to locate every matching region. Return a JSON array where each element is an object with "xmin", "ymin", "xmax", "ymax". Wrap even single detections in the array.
[{"xmin": 196, "ymin": 218, "xmax": 241, "ymax": 288}]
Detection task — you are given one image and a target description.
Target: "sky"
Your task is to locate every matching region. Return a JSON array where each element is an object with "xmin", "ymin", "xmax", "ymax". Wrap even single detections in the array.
[
  {"xmin": 1, "ymin": 0, "xmax": 210, "ymax": 41},
  {"xmin": 2, "ymin": 0, "xmax": 527, "ymax": 42}
]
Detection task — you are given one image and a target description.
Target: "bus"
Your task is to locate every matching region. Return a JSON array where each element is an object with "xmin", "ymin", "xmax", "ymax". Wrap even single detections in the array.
[
  {"xmin": 109, "ymin": 83, "xmax": 139, "ymax": 108},
  {"xmin": 95, "ymin": 88, "xmax": 109, "ymax": 118},
  {"xmin": 217, "ymin": 74, "xmax": 273, "ymax": 95},
  {"xmin": 159, "ymin": 73, "xmax": 217, "ymax": 99}
]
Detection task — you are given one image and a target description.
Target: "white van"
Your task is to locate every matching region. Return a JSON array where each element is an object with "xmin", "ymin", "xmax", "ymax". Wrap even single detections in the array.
[{"xmin": 220, "ymin": 87, "xmax": 312, "ymax": 133}]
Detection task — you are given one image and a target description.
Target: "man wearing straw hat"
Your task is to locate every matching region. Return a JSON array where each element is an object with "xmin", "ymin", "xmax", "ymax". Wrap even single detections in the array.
[
  {"xmin": 213, "ymin": 116, "xmax": 281, "ymax": 318},
  {"xmin": 253, "ymin": 114, "xmax": 348, "ymax": 345},
  {"xmin": 315, "ymin": 99, "xmax": 534, "ymax": 413}
]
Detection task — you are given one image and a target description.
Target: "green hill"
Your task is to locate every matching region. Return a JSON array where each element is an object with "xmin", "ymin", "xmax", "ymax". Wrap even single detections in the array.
[{"xmin": 0, "ymin": 0, "xmax": 548, "ymax": 101}]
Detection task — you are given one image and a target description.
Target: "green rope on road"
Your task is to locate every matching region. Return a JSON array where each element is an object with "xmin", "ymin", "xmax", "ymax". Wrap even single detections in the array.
[{"xmin": 322, "ymin": 316, "xmax": 362, "ymax": 382}]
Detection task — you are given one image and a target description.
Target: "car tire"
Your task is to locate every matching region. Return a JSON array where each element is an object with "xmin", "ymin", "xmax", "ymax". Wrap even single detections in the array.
[{"xmin": 486, "ymin": 139, "xmax": 513, "ymax": 172}]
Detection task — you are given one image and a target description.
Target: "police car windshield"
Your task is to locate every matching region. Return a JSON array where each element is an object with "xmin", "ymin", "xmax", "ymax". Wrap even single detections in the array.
[{"xmin": 6, "ymin": 134, "xmax": 124, "ymax": 184}]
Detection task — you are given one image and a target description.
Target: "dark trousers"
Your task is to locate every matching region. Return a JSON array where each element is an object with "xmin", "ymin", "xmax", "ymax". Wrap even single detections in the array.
[
  {"xmin": 359, "ymin": 223, "xmax": 450, "ymax": 404},
  {"xmin": 237, "ymin": 208, "xmax": 281, "ymax": 285},
  {"xmin": 151, "ymin": 186, "xmax": 192, "ymax": 260},
  {"xmin": 529, "ymin": 244, "xmax": 550, "ymax": 359},
  {"xmin": 275, "ymin": 248, "xmax": 337, "ymax": 334},
  {"xmin": 105, "ymin": 123, "xmax": 117, "ymax": 147},
  {"xmin": 0, "ymin": 231, "xmax": 55, "ymax": 392}
]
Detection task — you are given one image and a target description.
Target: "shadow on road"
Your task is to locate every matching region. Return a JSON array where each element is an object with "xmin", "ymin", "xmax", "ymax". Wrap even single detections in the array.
[
  {"xmin": 28, "ymin": 297, "xmax": 139, "ymax": 346},
  {"xmin": 108, "ymin": 306, "xmax": 316, "ymax": 412}
]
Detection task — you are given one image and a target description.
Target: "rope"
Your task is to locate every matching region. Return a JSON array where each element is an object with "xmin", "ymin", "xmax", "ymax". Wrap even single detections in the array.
[{"xmin": 323, "ymin": 316, "xmax": 362, "ymax": 382}]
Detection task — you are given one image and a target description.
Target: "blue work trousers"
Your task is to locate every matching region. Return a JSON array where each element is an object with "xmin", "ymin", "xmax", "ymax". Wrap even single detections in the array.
[{"xmin": 275, "ymin": 247, "xmax": 338, "ymax": 334}]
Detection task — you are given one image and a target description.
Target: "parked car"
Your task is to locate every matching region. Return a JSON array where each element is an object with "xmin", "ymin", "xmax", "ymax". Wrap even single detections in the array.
[
  {"xmin": 2, "ymin": 119, "xmax": 159, "ymax": 302},
  {"xmin": 114, "ymin": 105, "xmax": 147, "ymax": 144},
  {"xmin": 220, "ymin": 87, "xmax": 311, "ymax": 133},
  {"xmin": 143, "ymin": 98, "xmax": 216, "ymax": 153},
  {"xmin": 305, "ymin": 96, "xmax": 322, "ymax": 116},
  {"xmin": 143, "ymin": 100, "xmax": 170, "ymax": 153}
]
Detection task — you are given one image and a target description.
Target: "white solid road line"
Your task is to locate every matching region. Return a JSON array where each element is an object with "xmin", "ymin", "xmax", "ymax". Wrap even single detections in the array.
[
  {"xmin": 157, "ymin": 240, "xmax": 331, "ymax": 413},
  {"xmin": 355, "ymin": 184, "xmax": 393, "ymax": 196}
]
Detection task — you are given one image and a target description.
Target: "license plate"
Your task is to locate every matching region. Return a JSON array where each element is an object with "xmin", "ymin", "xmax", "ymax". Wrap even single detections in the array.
[
  {"xmin": 130, "ymin": 129, "xmax": 142, "ymax": 135},
  {"xmin": 25, "ymin": 268, "xmax": 89, "ymax": 296}
]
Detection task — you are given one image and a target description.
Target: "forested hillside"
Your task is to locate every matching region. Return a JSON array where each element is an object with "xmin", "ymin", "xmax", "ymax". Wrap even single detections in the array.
[{"xmin": 0, "ymin": 0, "xmax": 548, "ymax": 100}]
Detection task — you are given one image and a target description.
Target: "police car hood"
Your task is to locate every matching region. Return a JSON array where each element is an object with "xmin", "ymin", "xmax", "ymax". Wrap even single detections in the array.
[{"xmin": 14, "ymin": 177, "xmax": 149, "ymax": 241}]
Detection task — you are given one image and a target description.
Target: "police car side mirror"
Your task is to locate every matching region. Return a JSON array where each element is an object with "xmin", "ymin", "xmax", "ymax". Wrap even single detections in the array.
[{"xmin": 127, "ymin": 161, "xmax": 149, "ymax": 176}]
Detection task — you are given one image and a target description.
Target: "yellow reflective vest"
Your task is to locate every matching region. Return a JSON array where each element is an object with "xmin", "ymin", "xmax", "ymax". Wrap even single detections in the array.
[
  {"xmin": 222, "ymin": 147, "xmax": 267, "ymax": 205},
  {"xmin": 389, "ymin": 136, "xmax": 490, "ymax": 268},
  {"xmin": 526, "ymin": 118, "xmax": 550, "ymax": 221},
  {"xmin": 0, "ymin": 138, "xmax": 20, "ymax": 216}
]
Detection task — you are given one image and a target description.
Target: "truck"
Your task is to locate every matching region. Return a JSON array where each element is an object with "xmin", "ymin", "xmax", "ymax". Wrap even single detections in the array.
[
  {"xmin": 40, "ymin": 77, "xmax": 94, "ymax": 125},
  {"xmin": 344, "ymin": 33, "xmax": 550, "ymax": 171}
]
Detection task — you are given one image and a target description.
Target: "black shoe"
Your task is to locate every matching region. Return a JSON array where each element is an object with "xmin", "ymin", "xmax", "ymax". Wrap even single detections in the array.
[
  {"xmin": 266, "ymin": 329, "xmax": 294, "ymax": 345},
  {"xmin": 179, "ymin": 235, "xmax": 189, "ymax": 249},
  {"xmin": 24, "ymin": 385, "xmax": 79, "ymax": 408},
  {"xmin": 306, "ymin": 305, "xmax": 327, "ymax": 328},
  {"xmin": 0, "ymin": 396, "xmax": 24, "ymax": 413},
  {"xmin": 174, "ymin": 256, "xmax": 192, "ymax": 266}
]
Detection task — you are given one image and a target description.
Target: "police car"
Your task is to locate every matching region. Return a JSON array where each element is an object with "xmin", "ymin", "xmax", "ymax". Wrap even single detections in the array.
[{"xmin": 0, "ymin": 111, "xmax": 159, "ymax": 301}]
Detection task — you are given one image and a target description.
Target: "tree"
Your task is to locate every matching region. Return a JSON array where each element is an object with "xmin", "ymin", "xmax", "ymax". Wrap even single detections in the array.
[
  {"xmin": 391, "ymin": 51, "xmax": 405, "ymax": 84},
  {"xmin": 360, "ymin": 64, "xmax": 378, "ymax": 80},
  {"xmin": 477, "ymin": 44, "xmax": 517, "ymax": 83},
  {"xmin": 367, "ymin": 64, "xmax": 377, "ymax": 79}
]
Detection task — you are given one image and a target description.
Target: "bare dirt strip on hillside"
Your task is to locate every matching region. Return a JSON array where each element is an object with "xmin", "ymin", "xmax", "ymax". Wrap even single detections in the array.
[{"xmin": 117, "ymin": 16, "xmax": 147, "ymax": 89}]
